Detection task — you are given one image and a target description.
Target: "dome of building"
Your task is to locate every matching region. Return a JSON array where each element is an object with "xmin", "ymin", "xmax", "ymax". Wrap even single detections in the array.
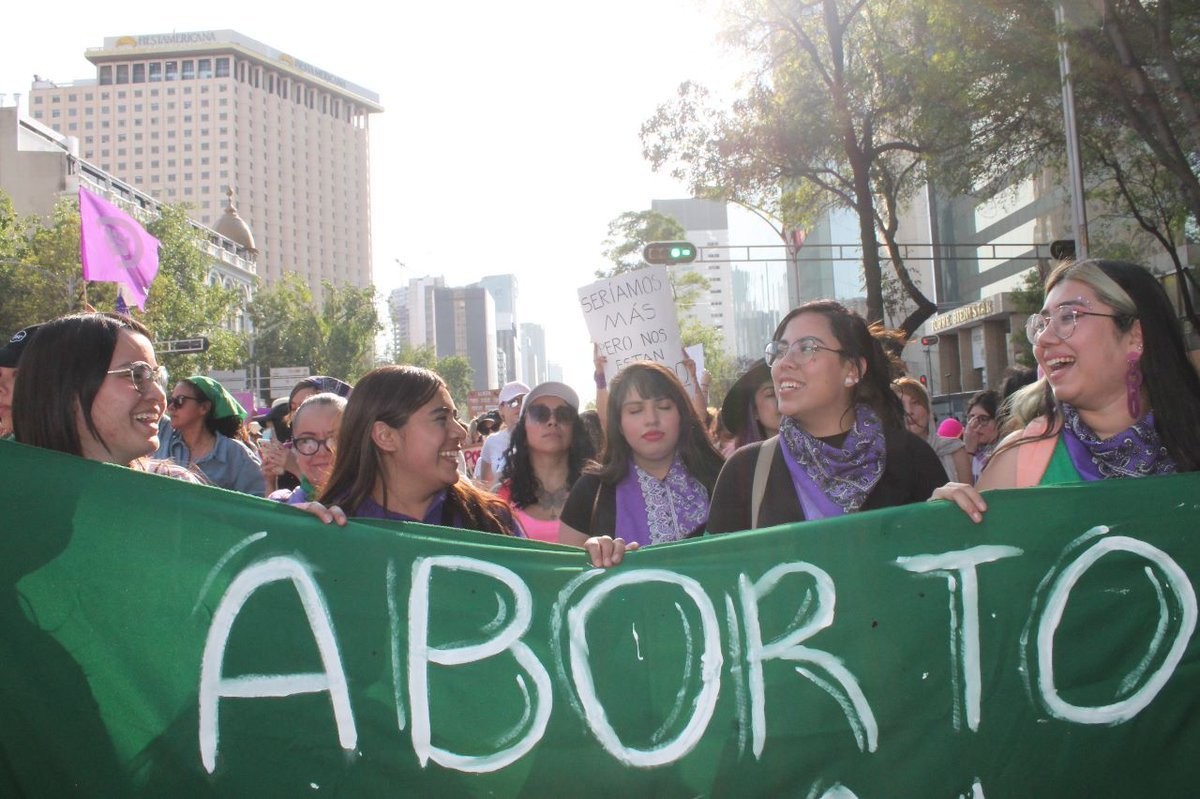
[{"xmin": 215, "ymin": 187, "xmax": 257, "ymax": 254}]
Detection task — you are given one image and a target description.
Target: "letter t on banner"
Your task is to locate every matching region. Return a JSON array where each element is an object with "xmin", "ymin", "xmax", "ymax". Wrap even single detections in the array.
[{"xmin": 79, "ymin": 186, "xmax": 160, "ymax": 309}]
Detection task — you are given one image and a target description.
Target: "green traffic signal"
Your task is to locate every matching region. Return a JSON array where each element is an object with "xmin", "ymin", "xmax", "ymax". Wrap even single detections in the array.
[{"xmin": 643, "ymin": 241, "xmax": 698, "ymax": 265}]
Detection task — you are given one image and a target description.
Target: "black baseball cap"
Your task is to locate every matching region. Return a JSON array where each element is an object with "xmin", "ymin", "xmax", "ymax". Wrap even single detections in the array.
[{"xmin": 0, "ymin": 325, "xmax": 42, "ymax": 368}]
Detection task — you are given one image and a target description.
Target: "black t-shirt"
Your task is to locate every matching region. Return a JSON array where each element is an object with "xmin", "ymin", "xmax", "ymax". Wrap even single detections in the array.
[
  {"xmin": 560, "ymin": 472, "xmax": 615, "ymax": 538},
  {"xmin": 706, "ymin": 427, "xmax": 948, "ymax": 534}
]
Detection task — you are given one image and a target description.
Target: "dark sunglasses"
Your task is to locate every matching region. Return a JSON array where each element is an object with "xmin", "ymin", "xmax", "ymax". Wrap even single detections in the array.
[
  {"xmin": 167, "ymin": 394, "xmax": 204, "ymax": 410},
  {"xmin": 501, "ymin": 396, "xmax": 525, "ymax": 409},
  {"xmin": 525, "ymin": 404, "xmax": 576, "ymax": 425}
]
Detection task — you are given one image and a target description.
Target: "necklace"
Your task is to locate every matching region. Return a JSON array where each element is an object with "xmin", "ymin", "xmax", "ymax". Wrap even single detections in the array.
[{"xmin": 535, "ymin": 484, "xmax": 570, "ymax": 519}]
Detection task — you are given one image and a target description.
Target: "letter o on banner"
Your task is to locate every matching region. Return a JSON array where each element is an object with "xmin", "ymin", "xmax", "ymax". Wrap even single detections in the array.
[
  {"xmin": 566, "ymin": 569, "xmax": 723, "ymax": 767},
  {"xmin": 1032, "ymin": 535, "xmax": 1197, "ymax": 724}
]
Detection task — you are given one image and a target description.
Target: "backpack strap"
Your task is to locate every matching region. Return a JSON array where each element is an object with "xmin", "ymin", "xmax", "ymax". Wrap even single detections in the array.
[{"xmin": 751, "ymin": 436, "xmax": 779, "ymax": 529}]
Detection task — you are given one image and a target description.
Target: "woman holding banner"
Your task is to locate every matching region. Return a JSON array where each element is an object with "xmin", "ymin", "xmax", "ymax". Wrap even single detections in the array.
[
  {"xmin": 934, "ymin": 260, "xmax": 1200, "ymax": 522},
  {"xmin": 559, "ymin": 361, "xmax": 724, "ymax": 566},
  {"xmin": 300, "ymin": 365, "xmax": 522, "ymax": 535},
  {"xmin": 705, "ymin": 301, "xmax": 947, "ymax": 534},
  {"xmin": 494, "ymin": 382, "xmax": 596, "ymax": 543}
]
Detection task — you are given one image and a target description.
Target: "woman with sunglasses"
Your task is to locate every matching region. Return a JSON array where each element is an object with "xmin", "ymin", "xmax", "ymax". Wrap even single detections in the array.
[
  {"xmin": 156, "ymin": 375, "xmax": 264, "ymax": 495},
  {"xmin": 559, "ymin": 361, "xmax": 724, "ymax": 566},
  {"xmin": 494, "ymin": 382, "xmax": 596, "ymax": 542},
  {"xmin": 10, "ymin": 313, "xmax": 194, "ymax": 482},
  {"xmin": 706, "ymin": 301, "xmax": 947, "ymax": 535},
  {"xmin": 301, "ymin": 365, "xmax": 521, "ymax": 535},
  {"xmin": 268, "ymin": 392, "xmax": 347, "ymax": 505},
  {"xmin": 934, "ymin": 260, "xmax": 1200, "ymax": 522}
]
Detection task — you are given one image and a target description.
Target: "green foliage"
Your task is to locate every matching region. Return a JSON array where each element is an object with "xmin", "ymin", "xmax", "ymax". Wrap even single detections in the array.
[
  {"xmin": 250, "ymin": 274, "xmax": 380, "ymax": 387},
  {"xmin": 1009, "ymin": 268, "xmax": 1045, "ymax": 368},
  {"xmin": 393, "ymin": 343, "xmax": 474, "ymax": 411},
  {"xmin": 599, "ymin": 210, "xmax": 688, "ymax": 276},
  {"xmin": 140, "ymin": 203, "xmax": 245, "ymax": 376}
]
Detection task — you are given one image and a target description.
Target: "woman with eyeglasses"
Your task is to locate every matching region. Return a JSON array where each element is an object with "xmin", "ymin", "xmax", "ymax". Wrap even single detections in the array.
[
  {"xmin": 10, "ymin": 313, "xmax": 193, "ymax": 481},
  {"xmin": 494, "ymin": 382, "xmax": 596, "ymax": 543},
  {"xmin": 706, "ymin": 301, "xmax": 947, "ymax": 535},
  {"xmin": 156, "ymin": 375, "xmax": 264, "ymax": 495},
  {"xmin": 559, "ymin": 361, "xmax": 724, "ymax": 567},
  {"xmin": 962, "ymin": 390, "xmax": 1000, "ymax": 481},
  {"xmin": 300, "ymin": 365, "xmax": 521, "ymax": 535},
  {"xmin": 934, "ymin": 260, "xmax": 1200, "ymax": 522},
  {"xmin": 268, "ymin": 393, "xmax": 347, "ymax": 505}
]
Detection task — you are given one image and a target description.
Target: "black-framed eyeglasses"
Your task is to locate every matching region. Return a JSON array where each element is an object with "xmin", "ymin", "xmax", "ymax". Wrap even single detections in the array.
[
  {"xmin": 167, "ymin": 394, "xmax": 204, "ymax": 410},
  {"xmin": 1026, "ymin": 306, "xmax": 1128, "ymax": 343},
  {"xmin": 764, "ymin": 338, "xmax": 847, "ymax": 368},
  {"xmin": 525, "ymin": 403, "xmax": 576, "ymax": 425},
  {"xmin": 106, "ymin": 362, "xmax": 167, "ymax": 394},
  {"xmin": 293, "ymin": 435, "xmax": 336, "ymax": 456}
]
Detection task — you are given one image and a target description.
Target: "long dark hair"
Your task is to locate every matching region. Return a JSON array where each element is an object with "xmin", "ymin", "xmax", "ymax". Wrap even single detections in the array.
[
  {"xmin": 772, "ymin": 300, "xmax": 906, "ymax": 431},
  {"xmin": 593, "ymin": 361, "xmax": 724, "ymax": 491},
  {"xmin": 184, "ymin": 379, "xmax": 252, "ymax": 445},
  {"xmin": 13, "ymin": 312, "xmax": 154, "ymax": 457},
  {"xmin": 502, "ymin": 405, "xmax": 596, "ymax": 509},
  {"xmin": 1004, "ymin": 259, "xmax": 1200, "ymax": 470},
  {"xmin": 319, "ymin": 365, "xmax": 515, "ymax": 533}
]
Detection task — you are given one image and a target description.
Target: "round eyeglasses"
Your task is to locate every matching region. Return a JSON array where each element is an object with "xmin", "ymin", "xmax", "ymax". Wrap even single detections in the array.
[
  {"xmin": 1026, "ymin": 306, "xmax": 1127, "ymax": 343},
  {"xmin": 764, "ymin": 338, "xmax": 846, "ymax": 367},
  {"xmin": 106, "ymin": 362, "xmax": 168, "ymax": 394},
  {"xmin": 293, "ymin": 435, "xmax": 336, "ymax": 456}
]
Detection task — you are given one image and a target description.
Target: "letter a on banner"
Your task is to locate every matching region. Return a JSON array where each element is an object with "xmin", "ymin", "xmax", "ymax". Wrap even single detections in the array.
[{"xmin": 79, "ymin": 186, "xmax": 160, "ymax": 309}]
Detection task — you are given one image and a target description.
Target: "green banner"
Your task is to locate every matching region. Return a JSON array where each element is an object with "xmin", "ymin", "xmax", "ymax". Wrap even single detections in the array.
[{"xmin": 2, "ymin": 438, "xmax": 1199, "ymax": 796}]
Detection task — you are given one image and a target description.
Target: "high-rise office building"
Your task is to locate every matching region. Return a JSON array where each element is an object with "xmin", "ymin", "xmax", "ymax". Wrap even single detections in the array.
[
  {"xmin": 388, "ymin": 276, "xmax": 444, "ymax": 354},
  {"xmin": 433, "ymin": 286, "xmax": 496, "ymax": 391},
  {"xmin": 651, "ymin": 198, "xmax": 735, "ymax": 354},
  {"xmin": 478, "ymin": 274, "xmax": 522, "ymax": 384},
  {"xmin": 26, "ymin": 30, "xmax": 381, "ymax": 297},
  {"xmin": 520, "ymin": 323, "xmax": 547, "ymax": 387}
]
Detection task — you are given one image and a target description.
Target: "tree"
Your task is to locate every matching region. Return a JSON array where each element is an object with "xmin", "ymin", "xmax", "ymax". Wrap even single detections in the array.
[
  {"xmin": 250, "ymin": 274, "xmax": 380, "ymax": 386},
  {"xmin": 0, "ymin": 193, "xmax": 245, "ymax": 379},
  {"xmin": 642, "ymin": 0, "xmax": 1051, "ymax": 335},
  {"xmin": 393, "ymin": 343, "xmax": 474, "ymax": 412},
  {"xmin": 140, "ymin": 203, "xmax": 245, "ymax": 377},
  {"xmin": 599, "ymin": 209, "xmax": 711, "ymax": 313}
]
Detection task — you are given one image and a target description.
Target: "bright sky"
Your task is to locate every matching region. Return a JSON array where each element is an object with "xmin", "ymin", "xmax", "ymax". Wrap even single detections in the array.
[{"xmin": 1, "ymin": 0, "xmax": 780, "ymax": 397}]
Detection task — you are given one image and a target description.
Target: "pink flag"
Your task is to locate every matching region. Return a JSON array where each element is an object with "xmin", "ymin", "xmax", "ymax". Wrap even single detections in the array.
[{"xmin": 79, "ymin": 186, "xmax": 160, "ymax": 310}]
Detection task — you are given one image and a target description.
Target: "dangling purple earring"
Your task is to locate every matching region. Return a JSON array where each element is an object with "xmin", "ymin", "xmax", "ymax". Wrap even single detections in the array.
[{"xmin": 1126, "ymin": 351, "xmax": 1144, "ymax": 420}]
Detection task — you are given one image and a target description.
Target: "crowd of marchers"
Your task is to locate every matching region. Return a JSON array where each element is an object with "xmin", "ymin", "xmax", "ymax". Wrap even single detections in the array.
[{"xmin": 3, "ymin": 259, "xmax": 1199, "ymax": 568}]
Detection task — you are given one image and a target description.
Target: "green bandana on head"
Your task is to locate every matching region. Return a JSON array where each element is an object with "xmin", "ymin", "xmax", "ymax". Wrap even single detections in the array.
[{"xmin": 186, "ymin": 376, "xmax": 248, "ymax": 421}]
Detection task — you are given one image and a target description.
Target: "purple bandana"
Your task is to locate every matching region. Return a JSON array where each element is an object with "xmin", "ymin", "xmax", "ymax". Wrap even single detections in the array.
[
  {"xmin": 614, "ymin": 457, "xmax": 710, "ymax": 546},
  {"xmin": 1061, "ymin": 404, "xmax": 1177, "ymax": 480},
  {"xmin": 777, "ymin": 405, "xmax": 886, "ymax": 515}
]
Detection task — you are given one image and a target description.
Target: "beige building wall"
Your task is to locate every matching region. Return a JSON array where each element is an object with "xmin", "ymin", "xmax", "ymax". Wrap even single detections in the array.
[{"xmin": 25, "ymin": 30, "xmax": 380, "ymax": 298}]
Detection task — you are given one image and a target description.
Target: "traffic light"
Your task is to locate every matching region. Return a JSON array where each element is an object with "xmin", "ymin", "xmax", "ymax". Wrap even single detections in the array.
[
  {"xmin": 643, "ymin": 241, "xmax": 698, "ymax": 265},
  {"xmin": 919, "ymin": 335, "xmax": 939, "ymax": 347},
  {"xmin": 919, "ymin": 375, "xmax": 928, "ymax": 386}
]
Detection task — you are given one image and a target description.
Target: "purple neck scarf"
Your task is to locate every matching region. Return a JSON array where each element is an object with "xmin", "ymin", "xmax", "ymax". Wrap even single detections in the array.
[
  {"xmin": 1060, "ymin": 404, "xmax": 1177, "ymax": 480},
  {"xmin": 614, "ymin": 456, "xmax": 710, "ymax": 546},
  {"xmin": 777, "ymin": 405, "xmax": 886, "ymax": 515}
]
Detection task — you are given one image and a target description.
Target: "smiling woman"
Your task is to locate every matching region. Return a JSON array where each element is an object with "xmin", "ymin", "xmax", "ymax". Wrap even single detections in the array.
[
  {"xmin": 932, "ymin": 260, "xmax": 1200, "ymax": 523},
  {"xmin": 307, "ymin": 366, "xmax": 521, "ymax": 535},
  {"xmin": 706, "ymin": 301, "xmax": 947, "ymax": 534},
  {"xmin": 10, "ymin": 313, "xmax": 196, "ymax": 481}
]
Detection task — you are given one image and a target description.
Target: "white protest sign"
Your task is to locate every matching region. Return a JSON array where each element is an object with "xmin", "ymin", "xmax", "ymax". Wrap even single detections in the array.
[
  {"xmin": 683, "ymin": 343, "xmax": 706, "ymax": 390},
  {"xmin": 578, "ymin": 265, "xmax": 683, "ymax": 381}
]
